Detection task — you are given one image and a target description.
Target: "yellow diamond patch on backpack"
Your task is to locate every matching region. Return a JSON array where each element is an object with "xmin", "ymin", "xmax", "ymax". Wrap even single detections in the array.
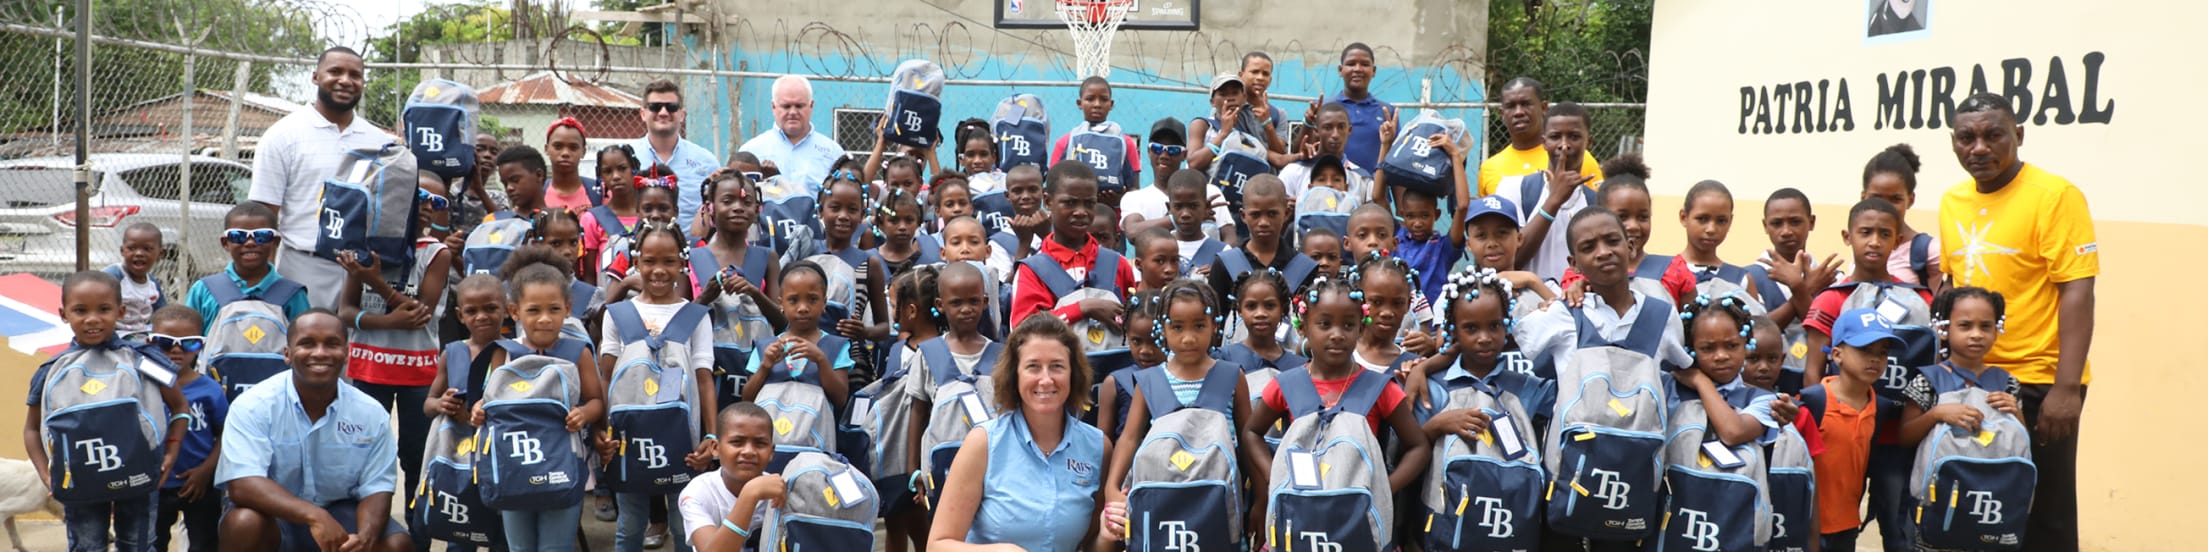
[
  {"xmin": 1087, "ymin": 327, "xmax": 1105, "ymax": 344},
  {"xmin": 487, "ymin": 230, "xmax": 504, "ymax": 244},
  {"xmin": 774, "ymin": 417, "xmax": 794, "ymax": 435},
  {"xmin": 243, "ymin": 324, "xmax": 266, "ymax": 345},
  {"xmin": 508, "ymin": 381, "xmax": 533, "ymax": 393},
  {"xmin": 644, "ymin": 378, "xmax": 660, "ymax": 397},
  {"xmin": 79, "ymin": 379, "xmax": 107, "ymax": 395},
  {"xmin": 456, "ymin": 436, "xmax": 475, "ymax": 455},
  {"xmin": 1791, "ymin": 341, "xmax": 1808, "ymax": 359},
  {"xmin": 1169, "ymin": 450, "xmax": 1195, "ymax": 471},
  {"xmin": 823, "ymin": 486, "xmax": 841, "ymax": 507}
]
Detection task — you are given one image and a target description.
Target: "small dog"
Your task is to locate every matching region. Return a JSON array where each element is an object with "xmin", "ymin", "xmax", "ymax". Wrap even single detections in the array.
[{"xmin": 0, "ymin": 458, "xmax": 62, "ymax": 552}]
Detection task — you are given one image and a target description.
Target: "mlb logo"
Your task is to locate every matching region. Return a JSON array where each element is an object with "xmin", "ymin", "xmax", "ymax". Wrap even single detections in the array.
[{"xmin": 1010, "ymin": 0, "xmax": 1022, "ymax": 14}]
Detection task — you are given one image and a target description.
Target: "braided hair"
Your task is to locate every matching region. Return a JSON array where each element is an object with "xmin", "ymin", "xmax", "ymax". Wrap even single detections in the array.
[
  {"xmin": 1157, "ymin": 278, "xmax": 1224, "ymax": 349},
  {"xmin": 628, "ymin": 219, "xmax": 693, "ymax": 266},
  {"xmin": 1231, "ymin": 266, "xmax": 1292, "ymax": 317},
  {"xmin": 1292, "ymin": 275, "xmax": 1368, "ymax": 329},
  {"xmin": 891, "ymin": 264, "xmax": 942, "ymax": 335},
  {"xmin": 1126, "ymin": 289, "xmax": 1166, "ymax": 347},
  {"xmin": 524, "ymin": 208, "xmax": 582, "ymax": 245},
  {"xmin": 1679, "ymin": 292, "xmax": 1760, "ymax": 358},
  {"xmin": 1930, "ymin": 286, "xmax": 2006, "ymax": 360},
  {"xmin": 1435, "ymin": 266, "xmax": 1518, "ymax": 351},
  {"xmin": 1351, "ymin": 250, "xmax": 1421, "ymax": 297}
]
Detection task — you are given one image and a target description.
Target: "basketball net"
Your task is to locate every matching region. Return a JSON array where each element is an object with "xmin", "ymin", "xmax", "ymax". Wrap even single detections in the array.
[{"xmin": 1056, "ymin": 0, "xmax": 1134, "ymax": 78}]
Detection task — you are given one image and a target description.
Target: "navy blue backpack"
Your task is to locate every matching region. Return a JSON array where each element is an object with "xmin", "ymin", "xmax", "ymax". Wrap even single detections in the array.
[
  {"xmin": 476, "ymin": 339, "xmax": 593, "ymax": 510},
  {"xmin": 403, "ymin": 79, "xmax": 478, "ymax": 182},
  {"xmin": 412, "ymin": 342, "xmax": 504, "ymax": 547},
  {"xmin": 600, "ymin": 301, "xmax": 712, "ymax": 494},
  {"xmin": 992, "ymin": 94, "xmax": 1050, "ymax": 171},
  {"xmin": 882, "ymin": 60, "xmax": 946, "ymax": 149}
]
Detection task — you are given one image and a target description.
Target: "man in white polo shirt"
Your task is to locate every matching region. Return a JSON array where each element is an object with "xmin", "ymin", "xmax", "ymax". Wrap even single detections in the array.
[{"xmin": 247, "ymin": 46, "xmax": 393, "ymax": 309}]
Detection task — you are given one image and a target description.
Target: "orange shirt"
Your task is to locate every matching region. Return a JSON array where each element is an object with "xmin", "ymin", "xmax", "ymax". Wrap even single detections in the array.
[{"xmin": 1812, "ymin": 376, "xmax": 1878, "ymax": 534}]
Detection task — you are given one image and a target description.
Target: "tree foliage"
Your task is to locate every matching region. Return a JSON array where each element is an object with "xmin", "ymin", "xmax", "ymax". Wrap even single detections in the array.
[
  {"xmin": 1485, "ymin": 0, "xmax": 1652, "ymax": 104},
  {"xmin": 0, "ymin": 0, "xmax": 320, "ymax": 133}
]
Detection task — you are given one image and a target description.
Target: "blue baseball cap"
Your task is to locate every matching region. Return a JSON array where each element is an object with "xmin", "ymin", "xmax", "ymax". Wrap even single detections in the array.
[
  {"xmin": 1830, "ymin": 308, "xmax": 1906, "ymax": 349},
  {"xmin": 1463, "ymin": 195, "xmax": 1522, "ymax": 228}
]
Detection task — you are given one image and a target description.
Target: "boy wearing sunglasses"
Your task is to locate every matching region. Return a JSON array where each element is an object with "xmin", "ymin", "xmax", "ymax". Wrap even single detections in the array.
[
  {"xmin": 1117, "ymin": 118, "xmax": 1236, "ymax": 243},
  {"xmin": 183, "ymin": 202, "xmax": 313, "ymax": 332},
  {"xmin": 149, "ymin": 304, "xmax": 229, "ymax": 552}
]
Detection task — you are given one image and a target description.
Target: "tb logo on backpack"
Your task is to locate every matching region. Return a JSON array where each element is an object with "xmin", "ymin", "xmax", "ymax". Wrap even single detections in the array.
[{"xmin": 39, "ymin": 343, "xmax": 172, "ymax": 502}]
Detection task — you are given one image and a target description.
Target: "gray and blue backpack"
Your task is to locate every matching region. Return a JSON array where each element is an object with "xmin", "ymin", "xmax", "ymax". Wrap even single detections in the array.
[
  {"xmin": 1019, "ymin": 249, "xmax": 1133, "ymax": 375},
  {"xmin": 1543, "ymin": 302, "xmax": 1673, "ymax": 539},
  {"xmin": 755, "ymin": 334, "xmax": 851, "ymax": 472},
  {"xmin": 760, "ymin": 451, "xmax": 879, "ymax": 551},
  {"xmin": 1651, "ymin": 391, "xmax": 1772, "ymax": 551},
  {"xmin": 854, "ymin": 340, "xmax": 924, "ymax": 508},
  {"xmin": 694, "ymin": 246, "xmax": 775, "ymax": 406},
  {"xmin": 460, "ymin": 217, "xmax": 534, "ymax": 276},
  {"xmin": 1766, "ymin": 424, "xmax": 1817, "ymax": 552},
  {"xmin": 1909, "ymin": 364, "xmax": 2033, "ymax": 550},
  {"xmin": 1417, "ymin": 365, "xmax": 1547, "ymax": 551},
  {"xmin": 1060, "ymin": 121, "xmax": 1136, "ymax": 192},
  {"xmin": 201, "ymin": 275, "xmax": 303, "ymax": 398},
  {"xmin": 992, "ymin": 94, "xmax": 1050, "ymax": 171},
  {"xmin": 1265, "ymin": 368, "xmax": 1395, "ymax": 552},
  {"xmin": 412, "ymin": 342, "xmax": 502, "ymax": 547},
  {"xmin": 757, "ymin": 178, "xmax": 821, "ymax": 257},
  {"xmin": 1208, "ymin": 129, "xmax": 1273, "ymax": 225},
  {"xmin": 600, "ymin": 301, "xmax": 711, "ymax": 493},
  {"xmin": 38, "ymin": 342, "xmax": 174, "ymax": 503},
  {"xmin": 1124, "ymin": 365, "xmax": 1245, "ymax": 551},
  {"xmin": 1379, "ymin": 112, "xmax": 1468, "ymax": 198},
  {"xmin": 476, "ymin": 338, "xmax": 592, "ymax": 510},
  {"xmin": 403, "ymin": 79, "xmax": 479, "ymax": 182},
  {"xmin": 882, "ymin": 60, "xmax": 945, "ymax": 149},
  {"xmin": 916, "ymin": 340, "xmax": 1004, "ymax": 509},
  {"xmin": 315, "ymin": 142, "xmax": 421, "ymax": 272}
]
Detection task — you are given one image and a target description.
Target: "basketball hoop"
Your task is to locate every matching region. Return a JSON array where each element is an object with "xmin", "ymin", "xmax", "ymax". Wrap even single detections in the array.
[{"xmin": 1056, "ymin": 0, "xmax": 1134, "ymax": 78}]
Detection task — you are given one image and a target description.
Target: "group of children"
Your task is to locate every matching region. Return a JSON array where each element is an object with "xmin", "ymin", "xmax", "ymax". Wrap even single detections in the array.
[{"xmin": 24, "ymin": 61, "xmax": 2038, "ymax": 552}]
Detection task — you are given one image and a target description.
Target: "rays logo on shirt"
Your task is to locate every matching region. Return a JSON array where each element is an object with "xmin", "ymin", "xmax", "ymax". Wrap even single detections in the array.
[{"xmin": 1066, "ymin": 458, "xmax": 1095, "ymax": 478}]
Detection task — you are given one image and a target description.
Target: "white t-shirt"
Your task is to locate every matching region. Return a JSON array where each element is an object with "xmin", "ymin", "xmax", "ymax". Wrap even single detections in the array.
[
  {"xmin": 1177, "ymin": 238, "xmax": 1210, "ymax": 270},
  {"xmin": 1119, "ymin": 184, "xmax": 1231, "ymax": 239},
  {"xmin": 1494, "ymin": 172, "xmax": 1594, "ymax": 281},
  {"xmin": 911, "ymin": 342, "xmax": 993, "ymax": 403},
  {"xmin": 600, "ymin": 300, "xmax": 715, "ymax": 371},
  {"xmin": 678, "ymin": 470, "xmax": 769, "ymax": 545},
  {"xmin": 1278, "ymin": 159, "xmax": 1373, "ymax": 205},
  {"xmin": 117, "ymin": 272, "xmax": 159, "ymax": 336}
]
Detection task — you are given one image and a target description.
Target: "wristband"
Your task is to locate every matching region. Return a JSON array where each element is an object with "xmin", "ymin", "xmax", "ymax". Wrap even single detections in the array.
[
  {"xmin": 354, "ymin": 311, "xmax": 368, "ymax": 329},
  {"xmin": 702, "ymin": 434, "xmax": 717, "ymax": 443},
  {"xmin": 170, "ymin": 413, "xmax": 192, "ymax": 423},
  {"xmin": 721, "ymin": 518, "xmax": 750, "ymax": 539},
  {"xmin": 1536, "ymin": 206, "xmax": 1557, "ymax": 221}
]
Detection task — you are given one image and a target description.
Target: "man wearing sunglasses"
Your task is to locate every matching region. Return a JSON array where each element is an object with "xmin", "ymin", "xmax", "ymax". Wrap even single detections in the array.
[
  {"xmin": 1115, "ymin": 118, "xmax": 1237, "ymax": 244},
  {"xmin": 738, "ymin": 75, "xmax": 847, "ymax": 196},
  {"xmin": 247, "ymin": 46, "xmax": 391, "ymax": 310},
  {"xmin": 632, "ymin": 78, "xmax": 721, "ymax": 232}
]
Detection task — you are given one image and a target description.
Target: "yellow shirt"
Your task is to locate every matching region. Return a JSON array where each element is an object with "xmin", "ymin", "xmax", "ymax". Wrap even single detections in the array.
[
  {"xmin": 1476, "ymin": 145, "xmax": 1605, "ymax": 197},
  {"xmin": 1938, "ymin": 163, "xmax": 2099, "ymax": 385}
]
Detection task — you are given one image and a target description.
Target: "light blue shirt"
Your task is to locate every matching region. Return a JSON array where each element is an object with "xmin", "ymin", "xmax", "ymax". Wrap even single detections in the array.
[
  {"xmin": 969, "ymin": 412, "xmax": 1104, "ymax": 552},
  {"xmin": 739, "ymin": 129, "xmax": 846, "ymax": 193},
  {"xmin": 633, "ymin": 137, "xmax": 721, "ymax": 231},
  {"xmin": 183, "ymin": 263, "xmax": 313, "ymax": 332},
  {"xmin": 214, "ymin": 371, "xmax": 398, "ymax": 507}
]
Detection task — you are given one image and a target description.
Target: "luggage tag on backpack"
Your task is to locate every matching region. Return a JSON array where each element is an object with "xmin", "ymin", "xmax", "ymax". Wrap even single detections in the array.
[
  {"xmin": 1287, "ymin": 450, "xmax": 1322, "ymax": 490},
  {"xmin": 849, "ymin": 396, "xmax": 873, "ymax": 425},
  {"xmin": 1700, "ymin": 439, "xmax": 1746, "ymax": 469},
  {"xmin": 1488, "ymin": 410, "xmax": 1528, "ymax": 461},
  {"xmin": 957, "ymin": 393, "xmax": 989, "ymax": 425},
  {"xmin": 827, "ymin": 469, "xmax": 869, "ymax": 509},
  {"xmin": 1876, "ymin": 293, "xmax": 1910, "ymax": 324},
  {"xmin": 133, "ymin": 355, "xmax": 177, "ymax": 387}
]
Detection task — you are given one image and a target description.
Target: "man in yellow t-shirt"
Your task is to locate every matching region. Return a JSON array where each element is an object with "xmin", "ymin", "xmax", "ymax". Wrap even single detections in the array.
[
  {"xmin": 1475, "ymin": 77, "xmax": 1605, "ymax": 198},
  {"xmin": 1937, "ymin": 93, "xmax": 2096, "ymax": 552}
]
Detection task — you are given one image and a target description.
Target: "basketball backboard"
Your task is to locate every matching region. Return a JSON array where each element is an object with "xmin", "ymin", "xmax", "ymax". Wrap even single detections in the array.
[{"xmin": 995, "ymin": 0, "xmax": 1199, "ymax": 30}]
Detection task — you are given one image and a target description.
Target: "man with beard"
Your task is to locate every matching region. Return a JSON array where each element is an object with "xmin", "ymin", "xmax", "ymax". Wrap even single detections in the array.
[
  {"xmin": 247, "ymin": 46, "xmax": 391, "ymax": 309},
  {"xmin": 215, "ymin": 310, "xmax": 412, "ymax": 552}
]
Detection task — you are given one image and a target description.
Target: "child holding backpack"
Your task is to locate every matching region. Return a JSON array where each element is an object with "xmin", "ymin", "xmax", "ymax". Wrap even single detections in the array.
[
  {"xmin": 739, "ymin": 261, "xmax": 856, "ymax": 463},
  {"xmin": 1351, "ymin": 254, "xmax": 1436, "ymax": 376},
  {"xmin": 1900, "ymin": 287, "xmax": 2033, "ymax": 550},
  {"xmin": 1803, "ymin": 308, "xmax": 1908, "ymax": 551},
  {"xmin": 596, "ymin": 222, "xmax": 719, "ymax": 552},
  {"xmin": 146, "ymin": 305, "xmax": 226, "ymax": 552},
  {"xmin": 1666, "ymin": 180, "xmax": 1767, "ymax": 303},
  {"xmin": 1096, "ymin": 289, "xmax": 1169, "ymax": 438},
  {"xmin": 694, "ymin": 171, "xmax": 784, "ymax": 412},
  {"xmin": 187, "ymin": 202, "xmax": 313, "ymax": 398},
  {"xmin": 26, "ymin": 271, "xmax": 191, "ymax": 551},
  {"xmin": 475, "ymin": 261, "xmax": 605, "ymax": 552},
  {"xmin": 416, "ymin": 275, "xmax": 509, "ymax": 551},
  {"xmin": 1103, "ymin": 279, "xmax": 1253, "ymax": 552},
  {"xmin": 1408, "ymin": 266, "xmax": 1554, "ymax": 551},
  {"xmin": 581, "ymin": 145, "xmax": 643, "ymax": 281},
  {"xmin": 875, "ymin": 189, "xmax": 939, "ymax": 280},
  {"xmin": 865, "ymin": 266, "xmax": 941, "ymax": 552},
  {"xmin": 1240, "ymin": 275, "xmax": 1429, "ymax": 552},
  {"xmin": 907, "ymin": 262, "xmax": 1006, "ymax": 510},
  {"xmin": 1007, "ymin": 163, "xmax": 1138, "ymax": 372},
  {"xmin": 1649, "ymin": 293, "xmax": 1797, "ymax": 552}
]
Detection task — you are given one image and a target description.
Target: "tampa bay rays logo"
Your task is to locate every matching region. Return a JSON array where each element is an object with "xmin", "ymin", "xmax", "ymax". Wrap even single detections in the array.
[
  {"xmin": 1475, "ymin": 496, "xmax": 1514, "ymax": 538},
  {"xmin": 503, "ymin": 431, "xmax": 544, "ymax": 465},
  {"xmin": 76, "ymin": 438, "xmax": 122, "ymax": 472},
  {"xmin": 437, "ymin": 490, "xmax": 471, "ymax": 523},
  {"xmin": 1297, "ymin": 532, "xmax": 1342, "ymax": 552},
  {"xmin": 902, "ymin": 110, "xmax": 925, "ymax": 133},
  {"xmin": 1077, "ymin": 145, "xmax": 1109, "ymax": 170},
  {"xmin": 414, "ymin": 126, "xmax": 445, "ymax": 152},
  {"xmin": 1966, "ymin": 490, "xmax": 2004, "ymax": 525},
  {"xmin": 1482, "ymin": 196, "xmax": 1504, "ymax": 211},
  {"xmin": 1590, "ymin": 468, "xmax": 1632, "ymax": 510},
  {"xmin": 632, "ymin": 437, "xmax": 668, "ymax": 469},
  {"xmin": 1677, "ymin": 508, "xmax": 1721, "ymax": 551},
  {"xmin": 324, "ymin": 208, "xmax": 346, "ymax": 240},
  {"xmin": 1157, "ymin": 520, "xmax": 1201, "ymax": 551},
  {"xmin": 1002, "ymin": 134, "xmax": 1032, "ymax": 158},
  {"xmin": 773, "ymin": 218, "xmax": 808, "ymax": 242}
]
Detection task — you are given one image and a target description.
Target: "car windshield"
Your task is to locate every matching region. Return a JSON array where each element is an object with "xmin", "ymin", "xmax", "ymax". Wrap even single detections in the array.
[{"xmin": 0, "ymin": 167, "xmax": 94, "ymax": 208}]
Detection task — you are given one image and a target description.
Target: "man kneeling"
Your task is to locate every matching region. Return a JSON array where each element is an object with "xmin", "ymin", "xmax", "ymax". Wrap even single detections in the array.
[{"xmin": 214, "ymin": 310, "xmax": 412, "ymax": 551}]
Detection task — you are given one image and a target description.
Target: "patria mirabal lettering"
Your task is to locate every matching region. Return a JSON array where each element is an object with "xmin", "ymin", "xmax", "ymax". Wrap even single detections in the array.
[{"xmin": 1738, "ymin": 52, "xmax": 2115, "ymax": 134}]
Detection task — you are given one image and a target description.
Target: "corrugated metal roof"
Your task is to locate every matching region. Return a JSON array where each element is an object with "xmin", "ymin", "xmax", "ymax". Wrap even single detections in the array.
[{"xmin": 477, "ymin": 71, "xmax": 644, "ymax": 108}]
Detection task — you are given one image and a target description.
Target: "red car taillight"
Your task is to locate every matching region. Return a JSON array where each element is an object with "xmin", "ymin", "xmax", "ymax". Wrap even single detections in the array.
[{"xmin": 53, "ymin": 206, "xmax": 141, "ymax": 227}]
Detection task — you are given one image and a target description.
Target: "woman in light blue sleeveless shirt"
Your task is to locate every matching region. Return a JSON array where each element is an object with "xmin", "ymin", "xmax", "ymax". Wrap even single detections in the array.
[{"xmin": 928, "ymin": 316, "xmax": 1125, "ymax": 552}]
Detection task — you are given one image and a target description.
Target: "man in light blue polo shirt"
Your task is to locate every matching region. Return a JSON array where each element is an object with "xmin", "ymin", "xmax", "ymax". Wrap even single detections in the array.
[
  {"xmin": 1328, "ymin": 42, "xmax": 1396, "ymax": 171},
  {"xmin": 740, "ymin": 75, "xmax": 847, "ymax": 192},
  {"xmin": 633, "ymin": 78, "xmax": 722, "ymax": 232},
  {"xmin": 216, "ymin": 310, "xmax": 411, "ymax": 552}
]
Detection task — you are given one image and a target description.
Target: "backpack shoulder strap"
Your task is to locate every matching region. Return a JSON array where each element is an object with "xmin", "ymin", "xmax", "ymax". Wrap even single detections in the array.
[
  {"xmin": 583, "ymin": 177, "xmax": 604, "ymax": 206},
  {"xmin": 1281, "ymin": 254, "xmax": 1319, "ymax": 291},
  {"xmin": 1635, "ymin": 254, "xmax": 1674, "ymax": 279},
  {"xmin": 1715, "ymin": 263, "xmax": 1748, "ymax": 284},
  {"xmin": 1616, "ymin": 297, "xmax": 1676, "ymax": 357},
  {"xmin": 1090, "ymin": 248, "xmax": 1124, "ymax": 295},
  {"xmin": 1800, "ymin": 385, "xmax": 1829, "ymax": 427},
  {"xmin": 606, "ymin": 301, "xmax": 649, "ymax": 346},
  {"xmin": 444, "ymin": 341, "xmax": 474, "ymax": 393},
  {"xmin": 917, "ymin": 234, "xmax": 943, "ymax": 265},
  {"xmin": 990, "ymin": 231, "xmax": 1019, "ymax": 257},
  {"xmin": 743, "ymin": 247, "xmax": 772, "ymax": 287},
  {"xmin": 101, "ymin": 264, "xmax": 125, "ymax": 280},
  {"xmin": 1516, "ymin": 173, "xmax": 1547, "ymax": 219},
  {"xmin": 494, "ymin": 338, "xmax": 531, "ymax": 359},
  {"xmin": 1020, "ymin": 254, "xmax": 1080, "ymax": 300},
  {"xmin": 1193, "ymin": 362, "xmax": 1242, "ymax": 414},
  {"xmin": 260, "ymin": 278, "xmax": 305, "ymax": 306},
  {"xmin": 661, "ymin": 304, "xmax": 711, "ymax": 347},
  {"xmin": 588, "ymin": 205, "xmax": 627, "ymax": 237},
  {"xmin": 884, "ymin": 342, "xmax": 909, "ymax": 381},
  {"xmin": 689, "ymin": 247, "xmax": 720, "ymax": 285},
  {"xmin": 1276, "ymin": 369, "xmax": 1323, "ymax": 418},
  {"xmin": 200, "ymin": 274, "xmax": 245, "ymax": 303},
  {"xmin": 1133, "ymin": 367, "xmax": 1182, "ymax": 420},
  {"xmin": 1336, "ymin": 369, "xmax": 1392, "ymax": 418},
  {"xmin": 1908, "ymin": 232, "xmax": 1934, "ymax": 280},
  {"xmin": 1744, "ymin": 264, "xmax": 1788, "ymax": 313},
  {"xmin": 1194, "ymin": 240, "xmax": 1228, "ymax": 273},
  {"xmin": 921, "ymin": 338, "xmax": 960, "ymax": 384},
  {"xmin": 977, "ymin": 341, "xmax": 1004, "ymax": 375},
  {"xmin": 1215, "ymin": 248, "xmax": 1252, "ymax": 281}
]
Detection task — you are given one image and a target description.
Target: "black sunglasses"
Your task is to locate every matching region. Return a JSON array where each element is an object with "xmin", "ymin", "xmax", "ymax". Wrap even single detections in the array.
[{"xmin": 646, "ymin": 102, "xmax": 682, "ymax": 114}]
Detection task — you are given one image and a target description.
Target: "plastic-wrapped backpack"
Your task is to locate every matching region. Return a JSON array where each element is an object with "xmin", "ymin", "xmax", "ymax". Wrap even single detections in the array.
[
  {"xmin": 991, "ymin": 94, "xmax": 1050, "ymax": 171},
  {"xmin": 883, "ymin": 60, "xmax": 946, "ymax": 148},
  {"xmin": 1379, "ymin": 111, "xmax": 1470, "ymax": 198}
]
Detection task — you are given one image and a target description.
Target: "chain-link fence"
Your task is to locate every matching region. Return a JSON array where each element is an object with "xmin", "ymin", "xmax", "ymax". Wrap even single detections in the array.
[{"xmin": 0, "ymin": 1, "xmax": 1642, "ymax": 292}]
